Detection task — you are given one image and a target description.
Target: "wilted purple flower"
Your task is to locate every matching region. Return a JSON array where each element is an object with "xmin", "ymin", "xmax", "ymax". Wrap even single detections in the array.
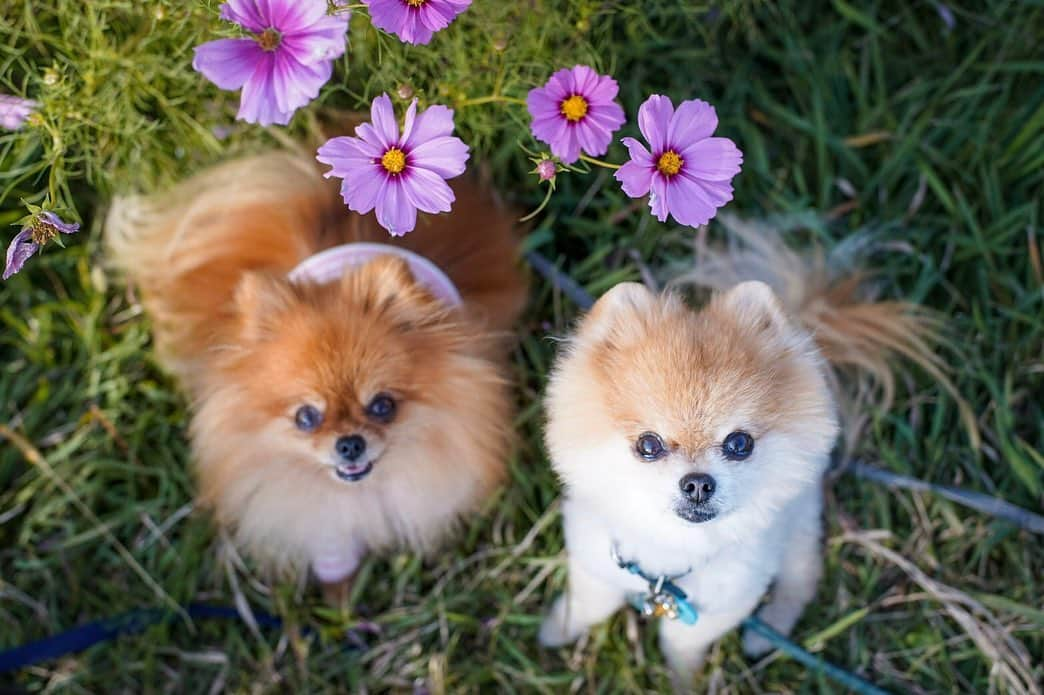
[
  {"xmin": 365, "ymin": 0, "xmax": 471, "ymax": 45},
  {"xmin": 316, "ymin": 93, "xmax": 470, "ymax": 236},
  {"xmin": 527, "ymin": 66, "xmax": 626, "ymax": 165},
  {"xmin": 614, "ymin": 95, "xmax": 742, "ymax": 229},
  {"xmin": 535, "ymin": 159, "xmax": 556, "ymax": 182},
  {"xmin": 193, "ymin": 0, "xmax": 349, "ymax": 126},
  {"xmin": 0, "ymin": 95, "xmax": 37, "ymax": 131},
  {"xmin": 3, "ymin": 211, "xmax": 81, "ymax": 280}
]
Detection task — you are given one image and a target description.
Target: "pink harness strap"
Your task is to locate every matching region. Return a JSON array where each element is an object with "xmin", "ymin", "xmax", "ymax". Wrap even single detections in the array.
[{"xmin": 288, "ymin": 242, "xmax": 462, "ymax": 307}]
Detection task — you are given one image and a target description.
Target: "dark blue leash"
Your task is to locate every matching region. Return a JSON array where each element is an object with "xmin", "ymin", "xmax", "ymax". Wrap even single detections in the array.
[
  {"xmin": 0, "ymin": 604, "xmax": 284, "ymax": 673},
  {"xmin": 740, "ymin": 615, "xmax": 890, "ymax": 695},
  {"xmin": 0, "ymin": 601, "xmax": 889, "ymax": 694},
  {"xmin": 611, "ymin": 547, "xmax": 891, "ymax": 695}
]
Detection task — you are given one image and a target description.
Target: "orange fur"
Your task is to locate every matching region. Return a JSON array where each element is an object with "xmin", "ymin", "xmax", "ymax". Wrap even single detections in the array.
[{"xmin": 106, "ymin": 149, "xmax": 527, "ymax": 581}]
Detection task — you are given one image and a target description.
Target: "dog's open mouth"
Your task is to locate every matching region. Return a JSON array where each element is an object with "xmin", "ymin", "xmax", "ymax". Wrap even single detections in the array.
[
  {"xmin": 333, "ymin": 460, "xmax": 374, "ymax": 482},
  {"xmin": 674, "ymin": 505, "xmax": 717, "ymax": 524}
]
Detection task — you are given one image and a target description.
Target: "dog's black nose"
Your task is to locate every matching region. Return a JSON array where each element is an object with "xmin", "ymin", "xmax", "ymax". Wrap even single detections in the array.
[
  {"xmin": 335, "ymin": 434, "xmax": 366, "ymax": 462},
  {"xmin": 679, "ymin": 473, "xmax": 716, "ymax": 504}
]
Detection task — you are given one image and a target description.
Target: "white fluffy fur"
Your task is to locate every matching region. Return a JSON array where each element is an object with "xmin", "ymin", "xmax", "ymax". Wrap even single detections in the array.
[{"xmin": 539, "ymin": 279, "xmax": 846, "ymax": 688}]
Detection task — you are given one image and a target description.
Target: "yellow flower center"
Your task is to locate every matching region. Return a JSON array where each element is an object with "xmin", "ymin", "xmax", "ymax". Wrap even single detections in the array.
[
  {"xmin": 560, "ymin": 95, "xmax": 589, "ymax": 122},
  {"xmin": 257, "ymin": 28, "xmax": 281, "ymax": 51},
  {"xmin": 656, "ymin": 150, "xmax": 683, "ymax": 177},
  {"xmin": 381, "ymin": 147, "xmax": 407, "ymax": 175},
  {"xmin": 406, "ymin": 0, "xmax": 427, "ymax": 6}
]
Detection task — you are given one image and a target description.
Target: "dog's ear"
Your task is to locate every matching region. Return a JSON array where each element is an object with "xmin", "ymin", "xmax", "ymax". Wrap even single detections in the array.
[
  {"xmin": 579, "ymin": 282, "xmax": 659, "ymax": 344},
  {"xmin": 716, "ymin": 281, "xmax": 789, "ymax": 335},
  {"xmin": 234, "ymin": 272, "xmax": 298, "ymax": 341}
]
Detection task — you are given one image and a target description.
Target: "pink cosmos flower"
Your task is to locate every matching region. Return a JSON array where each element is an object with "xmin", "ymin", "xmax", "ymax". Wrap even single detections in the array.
[
  {"xmin": 0, "ymin": 95, "xmax": 37, "ymax": 130},
  {"xmin": 365, "ymin": 0, "xmax": 471, "ymax": 45},
  {"xmin": 4, "ymin": 212, "xmax": 81, "ymax": 280},
  {"xmin": 316, "ymin": 93, "xmax": 470, "ymax": 236},
  {"xmin": 527, "ymin": 66, "xmax": 626, "ymax": 165},
  {"xmin": 193, "ymin": 0, "xmax": 349, "ymax": 126},
  {"xmin": 615, "ymin": 95, "xmax": 742, "ymax": 228}
]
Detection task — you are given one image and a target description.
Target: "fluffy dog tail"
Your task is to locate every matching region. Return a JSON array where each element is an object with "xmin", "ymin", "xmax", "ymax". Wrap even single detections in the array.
[{"xmin": 673, "ymin": 213, "xmax": 979, "ymax": 450}]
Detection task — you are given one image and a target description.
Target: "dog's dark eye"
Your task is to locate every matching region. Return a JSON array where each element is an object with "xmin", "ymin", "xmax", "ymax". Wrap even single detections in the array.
[
  {"xmin": 365, "ymin": 393, "xmax": 397, "ymax": 422},
  {"xmin": 294, "ymin": 404, "xmax": 323, "ymax": 432},
  {"xmin": 722, "ymin": 431, "xmax": 755, "ymax": 460},
  {"xmin": 636, "ymin": 432, "xmax": 667, "ymax": 461}
]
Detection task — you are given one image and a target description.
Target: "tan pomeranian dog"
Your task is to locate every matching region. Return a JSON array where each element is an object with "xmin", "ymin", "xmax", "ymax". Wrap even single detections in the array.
[
  {"xmin": 539, "ymin": 215, "xmax": 973, "ymax": 686},
  {"xmin": 106, "ymin": 150, "xmax": 526, "ymax": 601}
]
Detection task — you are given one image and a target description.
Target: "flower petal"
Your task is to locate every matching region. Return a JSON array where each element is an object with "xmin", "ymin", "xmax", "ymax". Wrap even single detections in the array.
[
  {"xmin": 402, "ymin": 104, "xmax": 456, "ymax": 150},
  {"xmin": 354, "ymin": 122, "xmax": 394, "ymax": 151},
  {"xmin": 637, "ymin": 94, "xmax": 674, "ymax": 154},
  {"xmin": 395, "ymin": 10, "xmax": 435, "ymax": 45},
  {"xmin": 678, "ymin": 136, "xmax": 743, "ymax": 182},
  {"xmin": 399, "ymin": 98, "xmax": 420, "ymax": 144},
  {"xmin": 269, "ymin": 52, "xmax": 330, "ymax": 114},
  {"xmin": 237, "ymin": 54, "xmax": 294, "ymax": 125},
  {"xmin": 648, "ymin": 176, "xmax": 669, "ymax": 222},
  {"xmin": 3, "ymin": 228, "xmax": 39, "ymax": 280},
  {"xmin": 369, "ymin": 93, "xmax": 400, "ymax": 146},
  {"xmin": 0, "ymin": 95, "xmax": 37, "ymax": 131},
  {"xmin": 679, "ymin": 174, "xmax": 734, "ymax": 208},
  {"xmin": 615, "ymin": 161, "xmax": 654, "ymax": 199},
  {"xmin": 220, "ymin": 0, "xmax": 268, "ymax": 32},
  {"xmin": 316, "ymin": 136, "xmax": 381, "ymax": 178},
  {"xmin": 550, "ymin": 128, "xmax": 582, "ymax": 165},
  {"xmin": 615, "ymin": 137, "xmax": 655, "ymax": 198},
  {"xmin": 271, "ymin": 0, "xmax": 328, "ymax": 33},
  {"xmin": 668, "ymin": 98, "xmax": 719, "ymax": 148},
  {"xmin": 38, "ymin": 211, "xmax": 81, "ymax": 235},
  {"xmin": 401, "ymin": 167, "xmax": 455, "ymax": 214},
  {"xmin": 586, "ymin": 101, "xmax": 626, "ymax": 132},
  {"xmin": 408, "ymin": 135, "xmax": 470, "ymax": 178},
  {"xmin": 620, "ymin": 136, "xmax": 654, "ymax": 166},
  {"xmin": 574, "ymin": 121, "xmax": 612, "ymax": 158},
  {"xmin": 664, "ymin": 174, "xmax": 727, "ymax": 228},
  {"xmin": 530, "ymin": 113, "xmax": 568, "ymax": 152},
  {"xmin": 280, "ymin": 15, "xmax": 350, "ymax": 64},
  {"xmin": 340, "ymin": 166, "xmax": 387, "ymax": 215},
  {"xmin": 526, "ymin": 87, "xmax": 561, "ymax": 120},
  {"xmin": 544, "ymin": 68, "xmax": 573, "ymax": 99},
  {"xmin": 193, "ymin": 38, "xmax": 264, "ymax": 90},
  {"xmin": 585, "ymin": 73, "xmax": 620, "ymax": 104},
  {"xmin": 416, "ymin": 0, "xmax": 471, "ymax": 33},
  {"xmin": 375, "ymin": 179, "xmax": 418, "ymax": 236},
  {"xmin": 367, "ymin": 0, "xmax": 437, "ymax": 45}
]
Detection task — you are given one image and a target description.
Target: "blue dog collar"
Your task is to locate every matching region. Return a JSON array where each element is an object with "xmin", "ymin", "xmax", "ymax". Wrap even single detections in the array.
[{"xmin": 611, "ymin": 544, "xmax": 699, "ymax": 625}]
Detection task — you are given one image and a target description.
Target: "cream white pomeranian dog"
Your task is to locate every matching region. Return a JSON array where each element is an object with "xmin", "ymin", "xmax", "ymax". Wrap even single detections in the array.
[{"xmin": 539, "ymin": 215, "xmax": 971, "ymax": 685}]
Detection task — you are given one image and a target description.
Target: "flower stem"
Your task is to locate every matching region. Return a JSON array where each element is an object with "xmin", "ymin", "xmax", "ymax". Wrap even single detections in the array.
[
  {"xmin": 457, "ymin": 95, "xmax": 527, "ymax": 108},
  {"xmin": 519, "ymin": 184, "xmax": 555, "ymax": 223},
  {"xmin": 579, "ymin": 154, "xmax": 621, "ymax": 170}
]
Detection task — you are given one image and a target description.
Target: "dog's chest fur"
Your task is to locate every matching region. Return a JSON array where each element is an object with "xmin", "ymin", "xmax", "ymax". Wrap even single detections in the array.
[{"xmin": 561, "ymin": 489, "xmax": 819, "ymax": 612}]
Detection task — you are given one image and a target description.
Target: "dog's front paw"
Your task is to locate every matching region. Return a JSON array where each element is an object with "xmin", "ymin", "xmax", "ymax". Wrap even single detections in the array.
[
  {"xmin": 741, "ymin": 627, "xmax": 774, "ymax": 659},
  {"xmin": 538, "ymin": 596, "xmax": 579, "ymax": 648}
]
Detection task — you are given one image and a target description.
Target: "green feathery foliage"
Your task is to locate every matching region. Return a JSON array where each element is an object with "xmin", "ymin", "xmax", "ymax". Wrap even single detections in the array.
[{"xmin": 1, "ymin": 1, "xmax": 1041, "ymax": 692}]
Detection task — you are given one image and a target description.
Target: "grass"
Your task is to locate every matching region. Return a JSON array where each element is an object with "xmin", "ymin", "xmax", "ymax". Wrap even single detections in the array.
[{"xmin": 1, "ymin": 0, "xmax": 1042, "ymax": 692}]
